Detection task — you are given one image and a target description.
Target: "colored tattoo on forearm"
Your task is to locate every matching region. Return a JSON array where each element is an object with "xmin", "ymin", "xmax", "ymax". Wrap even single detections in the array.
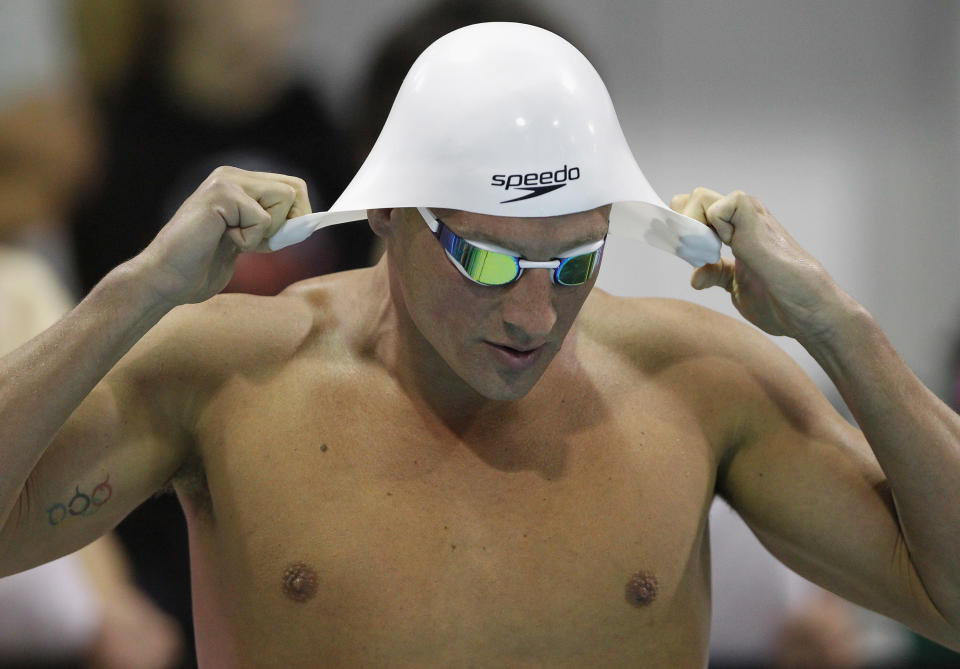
[{"xmin": 45, "ymin": 474, "xmax": 113, "ymax": 526}]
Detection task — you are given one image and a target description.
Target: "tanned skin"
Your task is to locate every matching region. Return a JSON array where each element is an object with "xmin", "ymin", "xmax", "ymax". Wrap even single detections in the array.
[{"xmin": 1, "ymin": 168, "xmax": 959, "ymax": 668}]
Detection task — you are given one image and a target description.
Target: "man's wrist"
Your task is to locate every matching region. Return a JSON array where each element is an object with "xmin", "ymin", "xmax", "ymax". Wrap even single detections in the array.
[
  {"xmin": 795, "ymin": 288, "xmax": 875, "ymax": 360},
  {"xmin": 108, "ymin": 256, "xmax": 186, "ymax": 318}
]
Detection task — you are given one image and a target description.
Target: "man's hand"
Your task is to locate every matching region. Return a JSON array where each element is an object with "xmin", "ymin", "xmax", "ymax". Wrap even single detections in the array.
[
  {"xmin": 670, "ymin": 187, "xmax": 852, "ymax": 342},
  {"xmin": 133, "ymin": 166, "xmax": 311, "ymax": 306}
]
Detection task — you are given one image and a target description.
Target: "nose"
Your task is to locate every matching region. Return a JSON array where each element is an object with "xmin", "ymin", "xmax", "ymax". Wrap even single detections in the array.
[{"xmin": 500, "ymin": 268, "xmax": 558, "ymax": 342}]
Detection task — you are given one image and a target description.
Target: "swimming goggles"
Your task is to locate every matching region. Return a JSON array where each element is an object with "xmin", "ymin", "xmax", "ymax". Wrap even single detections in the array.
[{"xmin": 417, "ymin": 207, "xmax": 605, "ymax": 287}]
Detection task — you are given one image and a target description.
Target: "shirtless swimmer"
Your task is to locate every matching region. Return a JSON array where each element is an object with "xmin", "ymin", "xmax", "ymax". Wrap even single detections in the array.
[{"xmin": 2, "ymin": 22, "xmax": 960, "ymax": 669}]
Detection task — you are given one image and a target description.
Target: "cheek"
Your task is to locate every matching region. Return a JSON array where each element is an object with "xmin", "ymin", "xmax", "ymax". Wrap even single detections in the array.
[
  {"xmin": 550, "ymin": 281, "xmax": 597, "ymax": 332},
  {"xmin": 419, "ymin": 277, "xmax": 496, "ymax": 342},
  {"xmin": 395, "ymin": 242, "xmax": 493, "ymax": 344}
]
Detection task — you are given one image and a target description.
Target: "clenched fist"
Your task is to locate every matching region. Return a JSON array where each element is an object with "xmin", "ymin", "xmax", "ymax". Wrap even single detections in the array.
[
  {"xmin": 671, "ymin": 187, "xmax": 855, "ymax": 343},
  {"xmin": 133, "ymin": 166, "xmax": 311, "ymax": 306}
]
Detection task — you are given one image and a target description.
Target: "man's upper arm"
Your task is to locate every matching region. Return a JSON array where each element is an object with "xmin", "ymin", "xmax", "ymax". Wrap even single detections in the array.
[
  {"xmin": 715, "ymin": 319, "xmax": 959, "ymax": 647},
  {"xmin": 0, "ymin": 311, "xmax": 198, "ymax": 577}
]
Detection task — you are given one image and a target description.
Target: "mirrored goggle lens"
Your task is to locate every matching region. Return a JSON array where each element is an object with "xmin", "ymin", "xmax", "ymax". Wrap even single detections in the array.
[
  {"xmin": 444, "ymin": 231, "xmax": 519, "ymax": 285},
  {"xmin": 556, "ymin": 248, "xmax": 602, "ymax": 286}
]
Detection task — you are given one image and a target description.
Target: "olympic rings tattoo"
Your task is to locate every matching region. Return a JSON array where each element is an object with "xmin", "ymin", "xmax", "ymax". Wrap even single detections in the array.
[{"xmin": 45, "ymin": 474, "xmax": 113, "ymax": 526}]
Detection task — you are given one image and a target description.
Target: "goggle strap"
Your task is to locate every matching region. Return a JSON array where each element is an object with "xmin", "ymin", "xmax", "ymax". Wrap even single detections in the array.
[{"xmin": 417, "ymin": 207, "xmax": 441, "ymax": 233}]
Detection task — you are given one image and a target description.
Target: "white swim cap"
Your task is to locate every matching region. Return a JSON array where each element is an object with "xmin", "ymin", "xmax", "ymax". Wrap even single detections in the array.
[{"xmin": 271, "ymin": 22, "xmax": 720, "ymax": 266}]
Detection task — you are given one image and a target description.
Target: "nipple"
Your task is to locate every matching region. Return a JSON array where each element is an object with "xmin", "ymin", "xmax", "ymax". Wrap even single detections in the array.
[
  {"xmin": 282, "ymin": 562, "xmax": 318, "ymax": 603},
  {"xmin": 624, "ymin": 571, "xmax": 658, "ymax": 608}
]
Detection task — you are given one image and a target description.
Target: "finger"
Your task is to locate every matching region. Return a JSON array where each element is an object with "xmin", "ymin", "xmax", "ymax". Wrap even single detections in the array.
[
  {"xmin": 210, "ymin": 169, "xmax": 312, "ymax": 253},
  {"xmin": 244, "ymin": 182, "xmax": 304, "ymax": 253},
  {"xmin": 233, "ymin": 169, "xmax": 312, "ymax": 219},
  {"xmin": 670, "ymin": 193, "xmax": 689, "ymax": 212},
  {"xmin": 681, "ymin": 187, "xmax": 724, "ymax": 223},
  {"xmin": 237, "ymin": 178, "xmax": 312, "ymax": 252},
  {"xmin": 254, "ymin": 181, "xmax": 298, "ymax": 238},
  {"xmin": 705, "ymin": 191, "xmax": 759, "ymax": 243},
  {"xmin": 690, "ymin": 257, "xmax": 735, "ymax": 292},
  {"xmin": 218, "ymin": 190, "xmax": 272, "ymax": 252},
  {"xmin": 284, "ymin": 177, "xmax": 312, "ymax": 219},
  {"xmin": 677, "ymin": 186, "xmax": 732, "ymax": 243},
  {"xmin": 209, "ymin": 166, "xmax": 313, "ymax": 220}
]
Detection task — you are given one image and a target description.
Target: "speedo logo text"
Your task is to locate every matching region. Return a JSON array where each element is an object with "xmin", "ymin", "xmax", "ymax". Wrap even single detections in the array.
[{"xmin": 491, "ymin": 164, "xmax": 581, "ymax": 203}]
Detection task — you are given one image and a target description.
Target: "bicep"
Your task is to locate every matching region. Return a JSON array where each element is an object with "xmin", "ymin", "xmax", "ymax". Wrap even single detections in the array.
[
  {"xmin": 717, "ymin": 344, "xmax": 958, "ymax": 648},
  {"xmin": 0, "ymin": 370, "xmax": 188, "ymax": 577}
]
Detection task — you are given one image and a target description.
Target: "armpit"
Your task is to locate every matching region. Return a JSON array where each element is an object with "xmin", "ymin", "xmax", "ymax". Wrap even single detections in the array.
[{"xmin": 170, "ymin": 453, "xmax": 213, "ymax": 518}]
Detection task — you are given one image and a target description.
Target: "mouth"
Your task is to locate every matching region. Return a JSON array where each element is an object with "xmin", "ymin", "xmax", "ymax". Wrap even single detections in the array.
[{"xmin": 484, "ymin": 341, "xmax": 545, "ymax": 370}]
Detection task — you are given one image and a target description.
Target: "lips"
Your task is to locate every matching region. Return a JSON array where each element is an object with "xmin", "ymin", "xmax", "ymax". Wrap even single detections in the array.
[
  {"xmin": 489, "ymin": 342, "xmax": 540, "ymax": 353},
  {"xmin": 484, "ymin": 341, "xmax": 545, "ymax": 370}
]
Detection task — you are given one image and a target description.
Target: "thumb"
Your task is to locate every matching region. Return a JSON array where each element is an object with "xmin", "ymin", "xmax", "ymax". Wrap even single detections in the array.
[{"xmin": 691, "ymin": 258, "xmax": 735, "ymax": 291}]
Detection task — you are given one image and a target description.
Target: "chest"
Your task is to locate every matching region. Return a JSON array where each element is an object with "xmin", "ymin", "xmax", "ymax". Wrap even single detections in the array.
[{"xmin": 190, "ymin": 365, "xmax": 719, "ymax": 665}]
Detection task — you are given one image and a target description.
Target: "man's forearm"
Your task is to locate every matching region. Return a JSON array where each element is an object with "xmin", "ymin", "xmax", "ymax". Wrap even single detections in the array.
[
  {"xmin": 801, "ymin": 301, "xmax": 960, "ymax": 625},
  {"xmin": 0, "ymin": 260, "xmax": 173, "ymax": 530}
]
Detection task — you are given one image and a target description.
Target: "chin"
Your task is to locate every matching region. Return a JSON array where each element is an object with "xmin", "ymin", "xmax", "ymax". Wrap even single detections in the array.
[
  {"xmin": 476, "ymin": 384, "xmax": 533, "ymax": 402},
  {"xmin": 458, "ymin": 342, "xmax": 561, "ymax": 402},
  {"xmin": 465, "ymin": 366, "xmax": 547, "ymax": 402}
]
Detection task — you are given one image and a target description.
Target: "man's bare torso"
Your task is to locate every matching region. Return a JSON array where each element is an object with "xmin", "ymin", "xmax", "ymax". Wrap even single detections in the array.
[{"xmin": 169, "ymin": 267, "xmax": 738, "ymax": 668}]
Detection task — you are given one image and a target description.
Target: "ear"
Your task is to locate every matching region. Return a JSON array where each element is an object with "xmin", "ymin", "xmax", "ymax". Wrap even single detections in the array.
[{"xmin": 367, "ymin": 208, "xmax": 397, "ymax": 239}]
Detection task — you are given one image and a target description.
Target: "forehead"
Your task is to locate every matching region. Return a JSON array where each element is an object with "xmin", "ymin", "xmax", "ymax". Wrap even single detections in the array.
[{"xmin": 428, "ymin": 206, "xmax": 610, "ymax": 256}]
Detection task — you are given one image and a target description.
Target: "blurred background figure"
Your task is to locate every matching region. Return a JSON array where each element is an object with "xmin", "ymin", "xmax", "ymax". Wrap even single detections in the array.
[
  {"xmin": 68, "ymin": 0, "xmax": 373, "ymax": 297},
  {"xmin": 0, "ymin": 536, "xmax": 183, "ymax": 669},
  {"xmin": 62, "ymin": 2, "xmax": 377, "ymax": 665},
  {"xmin": 0, "ymin": 5, "xmax": 182, "ymax": 667},
  {"xmin": 0, "ymin": 2, "xmax": 94, "ymax": 295}
]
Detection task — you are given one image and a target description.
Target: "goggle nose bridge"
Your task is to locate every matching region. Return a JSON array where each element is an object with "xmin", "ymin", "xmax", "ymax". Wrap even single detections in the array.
[
  {"xmin": 441, "ymin": 250, "xmax": 563, "ymax": 285},
  {"xmin": 517, "ymin": 259, "xmax": 562, "ymax": 270}
]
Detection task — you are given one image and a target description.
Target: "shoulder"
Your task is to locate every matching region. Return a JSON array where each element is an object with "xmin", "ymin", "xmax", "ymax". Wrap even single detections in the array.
[
  {"xmin": 132, "ymin": 293, "xmax": 311, "ymax": 374},
  {"xmin": 577, "ymin": 289, "xmax": 818, "ymax": 431},
  {"xmin": 578, "ymin": 289, "xmax": 780, "ymax": 370},
  {"xmin": 110, "ymin": 274, "xmax": 354, "ymax": 402}
]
